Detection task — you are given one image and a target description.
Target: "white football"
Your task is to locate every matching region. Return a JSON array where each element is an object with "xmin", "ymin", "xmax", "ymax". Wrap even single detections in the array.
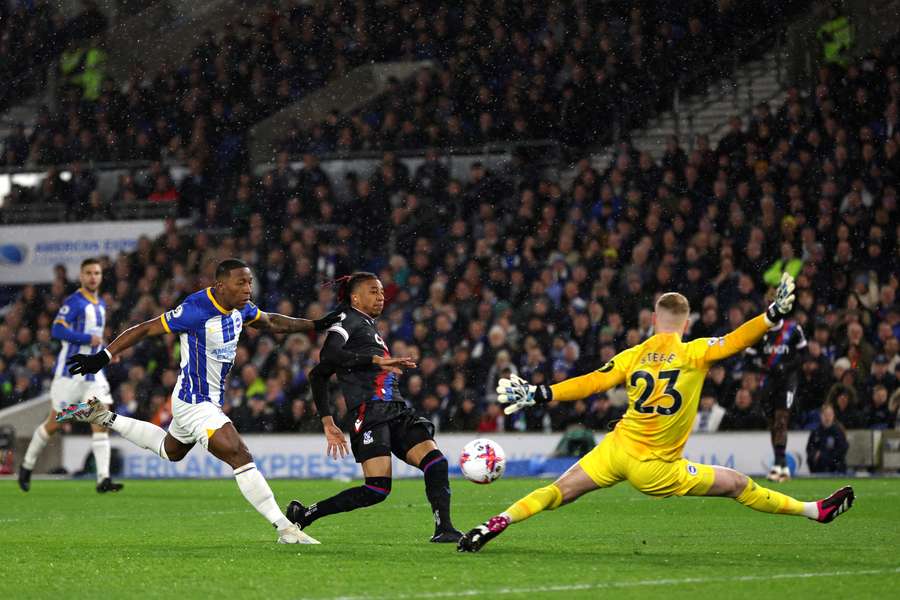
[{"xmin": 459, "ymin": 438, "xmax": 506, "ymax": 484}]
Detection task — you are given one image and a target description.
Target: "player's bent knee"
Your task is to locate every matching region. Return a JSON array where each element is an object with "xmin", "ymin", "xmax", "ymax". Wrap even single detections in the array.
[
  {"xmin": 362, "ymin": 477, "xmax": 392, "ymax": 505},
  {"xmin": 235, "ymin": 447, "xmax": 253, "ymax": 466},
  {"xmin": 167, "ymin": 447, "xmax": 189, "ymax": 462},
  {"xmin": 222, "ymin": 449, "xmax": 253, "ymax": 469},
  {"xmin": 163, "ymin": 437, "xmax": 190, "ymax": 462},
  {"xmin": 732, "ymin": 472, "xmax": 749, "ymax": 496}
]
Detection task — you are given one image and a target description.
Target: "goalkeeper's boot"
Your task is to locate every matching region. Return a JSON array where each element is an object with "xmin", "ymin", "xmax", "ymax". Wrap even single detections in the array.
[
  {"xmin": 96, "ymin": 477, "xmax": 124, "ymax": 493},
  {"xmin": 286, "ymin": 500, "xmax": 312, "ymax": 529},
  {"xmin": 812, "ymin": 486, "xmax": 854, "ymax": 523},
  {"xmin": 277, "ymin": 522, "xmax": 320, "ymax": 544},
  {"xmin": 456, "ymin": 515, "xmax": 510, "ymax": 552},
  {"xmin": 18, "ymin": 465, "xmax": 32, "ymax": 492},
  {"xmin": 430, "ymin": 527, "xmax": 463, "ymax": 543},
  {"xmin": 56, "ymin": 397, "xmax": 111, "ymax": 426}
]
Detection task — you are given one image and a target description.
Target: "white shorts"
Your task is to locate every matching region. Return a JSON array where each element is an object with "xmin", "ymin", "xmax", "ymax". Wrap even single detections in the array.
[
  {"xmin": 50, "ymin": 376, "xmax": 113, "ymax": 413},
  {"xmin": 168, "ymin": 399, "xmax": 231, "ymax": 450}
]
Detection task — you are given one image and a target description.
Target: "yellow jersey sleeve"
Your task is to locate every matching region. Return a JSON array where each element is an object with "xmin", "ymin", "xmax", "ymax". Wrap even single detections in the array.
[
  {"xmin": 550, "ymin": 348, "xmax": 634, "ymax": 402},
  {"xmin": 685, "ymin": 314, "xmax": 770, "ymax": 368}
]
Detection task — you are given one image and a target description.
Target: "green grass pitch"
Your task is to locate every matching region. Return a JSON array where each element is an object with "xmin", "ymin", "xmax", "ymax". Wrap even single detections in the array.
[{"xmin": 2, "ymin": 477, "xmax": 898, "ymax": 599}]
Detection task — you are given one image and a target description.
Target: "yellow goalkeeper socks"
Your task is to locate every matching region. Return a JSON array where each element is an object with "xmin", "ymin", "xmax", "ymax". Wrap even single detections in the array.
[
  {"xmin": 735, "ymin": 478, "xmax": 809, "ymax": 516},
  {"xmin": 502, "ymin": 484, "xmax": 563, "ymax": 523}
]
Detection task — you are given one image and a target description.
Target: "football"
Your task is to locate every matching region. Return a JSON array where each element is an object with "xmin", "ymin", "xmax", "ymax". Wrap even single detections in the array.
[{"xmin": 459, "ymin": 438, "xmax": 506, "ymax": 484}]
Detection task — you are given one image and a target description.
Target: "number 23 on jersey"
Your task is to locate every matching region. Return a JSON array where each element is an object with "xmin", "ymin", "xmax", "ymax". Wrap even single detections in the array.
[{"xmin": 630, "ymin": 369, "xmax": 683, "ymax": 415}]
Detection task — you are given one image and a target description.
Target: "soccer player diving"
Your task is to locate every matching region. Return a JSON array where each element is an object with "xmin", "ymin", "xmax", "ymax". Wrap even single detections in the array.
[
  {"xmin": 56, "ymin": 259, "xmax": 339, "ymax": 544},
  {"xmin": 457, "ymin": 273, "xmax": 854, "ymax": 553}
]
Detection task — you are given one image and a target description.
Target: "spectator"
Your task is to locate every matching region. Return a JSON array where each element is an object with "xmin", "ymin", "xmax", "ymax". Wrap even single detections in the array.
[
  {"xmin": 865, "ymin": 385, "xmax": 895, "ymax": 429},
  {"xmin": 693, "ymin": 391, "xmax": 727, "ymax": 433},
  {"xmin": 841, "ymin": 322, "xmax": 876, "ymax": 376},
  {"xmin": 233, "ymin": 394, "xmax": 276, "ymax": 433},
  {"xmin": 826, "ymin": 384, "xmax": 865, "ymax": 428},
  {"xmin": 865, "ymin": 355, "xmax": 897, "ymax": 398},
  {"xmin": 446, "ymin": 397, "xmax": 481, "ymax": 432},
  {"xmin": 807, "ymin": 404, "xmax": 849, "ymax": 473},
  {"xmin": 471, "ymin": 401, "xmax": 498, "ymax": 432},
  {"xmin": 277, "ymin": 398, "xmax": 317, "ymax": 433},
  {"xmin": 147, "ymin": 174, "xmax": 179, "ymax": 204},
  {"xmin": 588, "ymin": 394, "xmax": 625, "ymax": 432},
  {"xmin": 720, "ymin": 390, "xmax": 767, "ymax": 431}
]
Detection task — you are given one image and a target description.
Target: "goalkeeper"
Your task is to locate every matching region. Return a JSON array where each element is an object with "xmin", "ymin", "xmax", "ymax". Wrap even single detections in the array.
[{"xmin": 458, "ymin": 275, "xmax": 854, "ymax": 552}]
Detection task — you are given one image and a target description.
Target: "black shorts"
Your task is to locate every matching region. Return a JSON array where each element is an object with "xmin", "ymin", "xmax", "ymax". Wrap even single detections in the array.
[
  {"xmin": 347, "ymin": 401, "xmax": 436, "ymax": 464},
  {"xmin": 759, "ymin": 373, "xmax": 798, "ymax": 417}
]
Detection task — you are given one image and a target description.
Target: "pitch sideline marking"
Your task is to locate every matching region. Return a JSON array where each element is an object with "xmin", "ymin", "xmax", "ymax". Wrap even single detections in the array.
[{"xmin": 312, "ymin": 567, "xmax": 900, "ymax": 600}]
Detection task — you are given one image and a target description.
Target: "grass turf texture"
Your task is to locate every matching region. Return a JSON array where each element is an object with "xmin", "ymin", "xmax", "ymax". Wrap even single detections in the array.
[{"xmin": 2, "ymin": 477, "xmax": 898, "ymax": 599}]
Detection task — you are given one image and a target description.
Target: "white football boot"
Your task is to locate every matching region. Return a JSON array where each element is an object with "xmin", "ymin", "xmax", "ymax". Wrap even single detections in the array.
[
  {"xmin": 777, "ymin": 465, "xmax": 792, "ymax": 482},
  {"xmin": 277, "ymin": 523, "xmax": 320, "ymax": 544},
  {"xmin": 766, "ymin": 464, "xmax": 789, "ymax": 483}
]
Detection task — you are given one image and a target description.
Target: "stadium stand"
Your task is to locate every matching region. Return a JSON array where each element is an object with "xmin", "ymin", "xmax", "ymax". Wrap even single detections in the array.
[
  {"xmin": 1, "ymin": 3, "xmax": 898, "ymax": 437},
  {"xmin": 273, "ymin": 0, "xmax": 807, "ymax": 154},
  {"xmin": 5, "ymin": 1, "xmax": 807, "ymax": 172},
  {"xmin": 0, "ymin": 0, "xmax": 107, "ymax": 117}
]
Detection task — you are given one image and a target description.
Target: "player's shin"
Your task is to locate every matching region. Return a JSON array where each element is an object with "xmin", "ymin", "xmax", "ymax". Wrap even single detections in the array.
[
  {"xmin": 735, "ymin": 477, "xmax": 817, "ymax": 518},
  {"xmin": 22, "ymin": 424, "xmax": 50, "ymax": 470},
  {"xmin": 233, "ymin": 463, "xmax": 292, "ymax": 529},
  {"xmin": 295, "ymin": 477, "xmax": 392, "ymax": 527},
  {"xmin": 108, "ymin": 414, "xmax": 169, "ymax": 459},
  {"xmin": 91, "ymin": 432, "xmax": 111, "ymax": 483},
  {"xmin": 419, "ymin": 450, "xmax": 456, "ymax": 532},
  {"xmin": 502, "ymin": 483, "xmax": 563, "ymax": 523}
]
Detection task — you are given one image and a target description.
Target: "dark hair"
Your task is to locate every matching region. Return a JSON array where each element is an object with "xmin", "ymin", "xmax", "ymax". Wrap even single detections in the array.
[
  {"xmin": 326, "ymin": 272, "xmax": 378, "ymax": 304},
  {"xmin": 215, "ymin": 258, "xmax": 249, "ymax": 280},
  {"xmin": 80, "ymin": 258, "xmax": 101, "ymax": 270}
]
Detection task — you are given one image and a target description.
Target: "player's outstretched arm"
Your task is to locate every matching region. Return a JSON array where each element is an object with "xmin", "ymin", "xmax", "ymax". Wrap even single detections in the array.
[
  {"xmin": 698, "ymin": 272, "xmax": 796, "ymax": 365},
  {"xmin": 319, "ymin": 330, "xmax": 416, "ymax": 371},
  {"xmin": 248, "ymin": 310, "xmax": 342, "ymax": 334},
  {"xmin": 498, "ymin": 355, "xmax": 628, "ymax": 415},
  {"xmin": 67, "ymin": 316, "xmax": 167, "ymax": 375}
]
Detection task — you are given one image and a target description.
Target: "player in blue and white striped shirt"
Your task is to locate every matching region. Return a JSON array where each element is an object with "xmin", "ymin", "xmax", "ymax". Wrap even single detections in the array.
[
  {"xmin": 19, "ymin": 258, "xmax": 124, "ymax": 493},
  {"xmin": 58, "ymin": 258, "xmax": 340, "ymax": 544}
]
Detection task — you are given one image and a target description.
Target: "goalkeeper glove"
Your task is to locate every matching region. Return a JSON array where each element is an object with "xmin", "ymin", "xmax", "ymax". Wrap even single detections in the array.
[
  {"xmin": 496, "ymin": 374, "xmax": 553, "ymax": 415},
  {"xmin": 765, "ymin": 272, "xmax": 796, "ymax": 326}
]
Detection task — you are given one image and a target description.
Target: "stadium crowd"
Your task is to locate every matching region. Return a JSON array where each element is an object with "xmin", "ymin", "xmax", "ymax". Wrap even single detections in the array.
[
  {"xmin": 3, "ymin": 0, "xmax": 802, "ymax": 179},
  {"xmin": 1, "ymin": 10, "xmax": 899, "ymax": 437},
  {"xmin": 0, "ymin": 0, "xmax": 107, "ymax": 116},
  {"xmin": 275, "ymin": 0, "xmax": 804, "ymax": 155}
]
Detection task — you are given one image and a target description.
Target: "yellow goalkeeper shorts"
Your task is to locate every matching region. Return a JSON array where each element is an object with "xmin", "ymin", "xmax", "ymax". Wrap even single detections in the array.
[{"xmin": 577, "ymin": 433, "xmax": 716, "ymax": 497}]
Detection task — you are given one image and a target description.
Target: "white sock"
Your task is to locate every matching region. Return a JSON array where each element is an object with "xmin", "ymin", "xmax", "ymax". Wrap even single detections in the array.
[
  {"xmin": 109, "ymin": 415, "xmax": 169, "ymax": 459},
  {"xmin": 92, "ymin": 432, "xmax": 111, "ymax": 482},
  {"xmin": 23, "ymin": 424, "xmax": 50, "ymax": 470},
  {"xmin": 802, "ymin": 502, "xmax": 819, "ymax": 519},
  {"xmin": 234, "ymin": 463, "xmax": 291, "ymax": 529}
]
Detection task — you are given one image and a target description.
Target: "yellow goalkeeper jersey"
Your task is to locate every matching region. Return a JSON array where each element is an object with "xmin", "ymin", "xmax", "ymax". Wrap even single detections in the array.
[{"xmin": 551, "ymin": 314, "xmax": 770, "ymax": 462}]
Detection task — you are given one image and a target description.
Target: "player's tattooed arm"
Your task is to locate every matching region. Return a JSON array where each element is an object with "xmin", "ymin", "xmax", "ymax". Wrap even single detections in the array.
[
  {"xmin": 67, "ymin": 316, "xmax": 167, "ymax": 375},
  {"xmin": 251, "ymin": 311, "xmax": 314, "ymax": 333},
  {"xmin": 249, "ymin": 310, "xmax": 342, "ymax": 333}
]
